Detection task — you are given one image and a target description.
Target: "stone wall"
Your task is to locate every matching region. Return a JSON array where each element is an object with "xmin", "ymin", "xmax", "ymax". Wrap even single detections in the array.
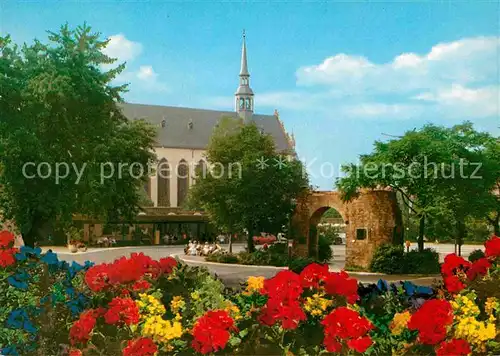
[{"xmin": 292, "ymin": 190, "xmax": 402, "ymax": 269}]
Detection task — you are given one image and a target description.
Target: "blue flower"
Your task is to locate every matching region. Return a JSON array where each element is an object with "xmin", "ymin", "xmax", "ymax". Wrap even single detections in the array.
[
  {"xmin": 40, "ymin": 250, "xmax": 59, "ymax": 265},
  {"xmin": 66, "ymin": 293, "xmax": 89, "ymax": 316},
  {"xmin": 0, "ymin": 345, "xmax": 19, "ymax": 356},
  {"xmin": 15, "ymin": 246, "xmax": 42, "ymax": 261},
  {"xmin": 6, "ymin": 309, "xmax": 36, "ymax": 333},
  {"xmin": 376, "ymin": 279, "xmax": 389, "ymax": 292},
  {"xmin": 415, "ymin": 285, "xmax": 433, "ymax": 296},
  {"xmin": 7, "ymin": 270, "xmax": 30, "ymax": 290}
]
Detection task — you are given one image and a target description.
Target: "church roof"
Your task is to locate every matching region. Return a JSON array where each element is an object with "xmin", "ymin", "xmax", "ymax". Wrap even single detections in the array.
[{"xmin": 120, "ymin": 103, "xmax": 291, "ymax": 152}]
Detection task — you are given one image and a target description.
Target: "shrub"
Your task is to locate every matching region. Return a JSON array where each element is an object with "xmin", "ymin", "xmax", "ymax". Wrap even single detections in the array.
[
  {"xmin": 370, "ymin": 244, "xmax": 405, "ymax": 274},
  {"xmin": 370, "ymin": 244, "xmax": 440, "ymax": 274},
  {"xmin": 317, "ymin": 235, "xmax": 333, "ymax": 263},
  {"xmin": 405, "ymin": 248, "xmax": 440, "ymax": 274},
  {"xmin": 288, "ymin": 257, "xmax": 316, "ymax": 273},
  {"xmin": 205, "ymin": 253, "xmax": 239, "ymax": 264},
  {"xmin": 468, "ymin": 249, "xmax": 485, "ymax": 262}
]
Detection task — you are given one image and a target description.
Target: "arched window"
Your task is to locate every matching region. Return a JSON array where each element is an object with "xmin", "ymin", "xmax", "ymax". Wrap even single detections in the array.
[
  {"xmin": 177, "ymin": 159, "xmax": 189, "ymax": 207},
  {"xmin": 194, "ymin": 159, "xmax": 207, "ymax": 182},
  {"xmin": 245, "ymin": 98, "xmax": 251, "ymax": 109},
  {"xmin": 157, "ymin": 158, "xmax": 170, "ymax": 206},
  {"xmin": 239, "ymin": 98, "xmax": 244, "ymax": 109}
]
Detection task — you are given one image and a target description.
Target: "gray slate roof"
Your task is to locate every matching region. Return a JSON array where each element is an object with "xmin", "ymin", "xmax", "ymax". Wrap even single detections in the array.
[{"xmin": 119, "ymin": 103, "xmax": 291, "ymax": 151}]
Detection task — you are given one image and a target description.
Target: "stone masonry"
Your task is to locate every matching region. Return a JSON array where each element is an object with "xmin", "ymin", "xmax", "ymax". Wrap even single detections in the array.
[{"xmin": 291, "ymin": 190, "xmax": 403, "ymax": 269}]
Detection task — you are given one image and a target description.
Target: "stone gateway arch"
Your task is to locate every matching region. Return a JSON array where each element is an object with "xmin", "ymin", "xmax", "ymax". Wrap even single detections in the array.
[{"xmin": 291, "ymin": 190, "xmax": 403, "ymax": 269}]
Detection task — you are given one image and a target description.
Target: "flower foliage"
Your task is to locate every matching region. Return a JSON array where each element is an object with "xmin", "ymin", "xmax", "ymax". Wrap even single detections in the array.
[{"xmin": 1, "ymin": 232, "xmax": 500, "ymax": 355}]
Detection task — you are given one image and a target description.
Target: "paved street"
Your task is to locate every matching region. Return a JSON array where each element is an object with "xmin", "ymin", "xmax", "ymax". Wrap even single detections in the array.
[{"xmin": 40, "ymin": 241, "xmax": 478, "ymax": 287}]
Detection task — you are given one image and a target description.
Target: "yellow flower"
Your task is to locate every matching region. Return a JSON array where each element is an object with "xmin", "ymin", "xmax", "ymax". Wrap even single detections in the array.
[
  {"xmin": 485, "ymin": 297, "xmax": 499, "ymax": 316},
  {"xmin": 170, "ymin": 296, "xmax": 185, "ymax": 314},
  {"xmin": 224, "ymin": 301, "xmax": 242, "ymax": 320},
  {"xmin": 455, "ymin": 315, "xmax": 496, "ymax": 347},
  {"xmin": 136, "ymin": 293, "xmax": 166, "ymax": 319},
  {"xmin": 304, "ymin": 294, "xmax": 332, "ymax": 317},
  {"xmin": 452, "ymin": 295, "xmax": 480, "ymax": 318},
  {"xmin": 390, "ymin": 311, "xmax": 411, "ymax": 336},
  {"xmin": 142, "ymin": 315, "xmax": 183, "ymax": 344},
  {"xmin": 244, "ymin": 276, "xmax": 265, "ymax": 295},
  {"xmin": 191, "ymin": 291, "xmax": 200, "ymax": 301}
]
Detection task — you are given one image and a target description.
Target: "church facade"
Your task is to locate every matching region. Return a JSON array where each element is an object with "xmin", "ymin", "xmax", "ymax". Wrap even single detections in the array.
[
  {"xmin": 77, "ymin": 34, "xmax": 295, "ymax": 244},
  {"xmin": 121, "ymin": 33, "xmax": 295, "ymax": 208}
]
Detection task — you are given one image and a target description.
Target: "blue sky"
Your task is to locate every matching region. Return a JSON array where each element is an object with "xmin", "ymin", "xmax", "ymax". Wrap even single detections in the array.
[{"xmin": 2, "ymin": 1, "xmax": 499, "ymax": 189}]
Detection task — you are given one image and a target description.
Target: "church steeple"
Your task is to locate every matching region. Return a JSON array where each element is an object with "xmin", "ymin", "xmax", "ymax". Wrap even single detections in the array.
[{"xmin": 235, "ymin": 30, "xmax": 254, "ymax": 121}]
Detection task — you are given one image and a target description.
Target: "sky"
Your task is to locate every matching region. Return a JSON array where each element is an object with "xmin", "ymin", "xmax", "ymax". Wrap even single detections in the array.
[{"xmin": 2, "ymin": 1, "xmax": 499, "ymax": 189}]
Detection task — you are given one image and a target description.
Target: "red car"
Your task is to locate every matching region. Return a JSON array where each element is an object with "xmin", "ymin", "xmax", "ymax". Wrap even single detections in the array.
[{"xmin": 253, "ymin": 234, "xmax": 276, "ymax": 245}]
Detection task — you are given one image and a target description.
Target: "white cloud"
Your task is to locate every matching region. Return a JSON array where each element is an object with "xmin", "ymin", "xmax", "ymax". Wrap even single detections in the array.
[
  {"xmin": 412, "ymin": 84, "xmax": 499, "ymax": 118},
  {"xmin": 137, "ymin": 66, "xmax": 158, "ymax": 81},
  {"xmin": 296, "ymin": 36, "xmax": 499, "ymax": 94},
  {"xmin": 102, "ymin": 34, "xmax": 143, "ymax": 63},
  {"xmin": 114, "ymin": 65, "xmax": 168, "ymax": 93},
  {"xmin": 240, "ymin": 36, "xmax": 500, "ymax": 121},
  {"xmin": 102, "ymin": 34, "xmax": 168, "ymax": 93}
]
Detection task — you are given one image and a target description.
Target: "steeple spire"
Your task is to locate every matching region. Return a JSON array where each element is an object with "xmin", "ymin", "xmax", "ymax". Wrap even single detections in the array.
[
  {"xmin": 240, "ymin": 30, "xmax": 249, "ymax": 76},
  {"xmin": 235, "ymin": 30, "xmax": 254, "ymax": 121}
]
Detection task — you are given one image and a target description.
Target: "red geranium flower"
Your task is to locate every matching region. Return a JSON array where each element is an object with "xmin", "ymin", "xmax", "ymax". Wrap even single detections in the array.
[
  {"xmin": 191, "ymin": 310, "xmax": 236, "ymax": 355},
  {"xmin": 466, "ymin": 257, "xmax": 491, "ymax": 281},
  {"xmin": 261, "ymin": 270, "xmax": 303, "ymax": 301},
  {"xmin": 122, "ymin": 337, "xmax": 158, "ymax": 356},
  {"xmin": 321, "ymin": 307, "xmax": 373, "ymax": 353},
  {"xmin": 0, "ymin": 231, "xmax": 15, "ymax": 248},
  {"xmin": 347, "ymin": 336, "xmax": 373, "ymax": 353},
  {"xmin": 441, "ymin": 254, "xmax": 471, "ymax": 277},
  {"xmin": 69, "ymin": 310, "xmax": 97, "ymax": 345},
  {"xmin": 0, "ymin": 248, "xmax": 17, "ymax": 268},
  {"xmin": 159, "ymin": 257, "xmax": 177, "ymax": 274},
  {"xmin": 84, "ymin": 263, "xmax": 111, "ymax": 292},
  {"xmin": 259, "ymin": 298, "xmax": 306, "ymax": 330},
  {"xmin": 485, "ymin": 235, "xmax": 500, "ymax": 258},
  {"xmin": 436, "ymin": 339, "xmax": 471, "ymax": 356},
  {"xmin": 408, "ymin": 299, "xmax": 453, "ymax": 345},
  {"xmin": 324, "ymin": 271, "xmax": 359, "ymax": 304},
  {"xmin": 69, "ymin": 349, "xmax": 83, "ymax": 356},
  {"xmin": 104, "ymin": 297, "xmax": 140, "ymax": 326},
  {"xmin": 300, "ymin": 263, "xmax": 329, "ymax": 289},
  {"xmin": 444, "ymin": 275, "xmax": 467, "ymax": 294},
  {"xmin": 132, "ymin": 279, "xmax": 152, "ymax": 291}
]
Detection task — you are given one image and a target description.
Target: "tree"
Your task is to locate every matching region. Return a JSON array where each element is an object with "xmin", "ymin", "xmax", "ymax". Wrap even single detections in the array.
[
  {"xmin": 189, "ymin": 117, "xmax": 308, "ymax": 252},
  {"xmin": 337, "ymin": 122, "xmax": 498, "ymax": 253},
  {"xmin": 0, "ymin": 24, "xmax": 156, "ymax": 246}
]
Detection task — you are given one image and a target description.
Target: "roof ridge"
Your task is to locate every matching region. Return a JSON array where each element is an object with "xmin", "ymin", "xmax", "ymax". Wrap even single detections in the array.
[{"xmin": 121, "ymin": 102, "xmax": 274, "ymax": 118}]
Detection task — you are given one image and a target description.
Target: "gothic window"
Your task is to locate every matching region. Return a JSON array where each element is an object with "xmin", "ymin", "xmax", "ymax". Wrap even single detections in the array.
[
  {"xmin": 245, "ymin": 98, "xmax": 251, "ymax": 109},
  {"xmin": 239, "ymin": 98, "xmax": 244, "ymax": 109},
  {"xmin": 157, "ymin": 158, "xmax": 170, "ymax": 207},
  {"xmin": 177, "ymin": 159, "xmax": 189, "ymax": 207}
]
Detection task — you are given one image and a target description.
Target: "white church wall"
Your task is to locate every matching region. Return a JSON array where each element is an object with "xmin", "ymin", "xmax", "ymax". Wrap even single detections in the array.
[{"xmin": 149, "ymin": 147, "xmax": 207, "ymax": 208}]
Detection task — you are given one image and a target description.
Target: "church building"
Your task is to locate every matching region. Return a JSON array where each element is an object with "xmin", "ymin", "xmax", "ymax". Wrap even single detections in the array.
[
  {"xmin": 121, "ymin": 32, "xmax": 294, "ymax": 208},
  {"xmin": 79, "ymin": 33, "xmax": 295, "ymax": 244}
]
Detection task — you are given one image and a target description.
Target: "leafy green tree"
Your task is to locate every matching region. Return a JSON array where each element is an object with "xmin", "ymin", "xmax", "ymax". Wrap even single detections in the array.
[
  {"xmin": 337, "ymin": 122, "xmax": 498, "ymax": 253},
  {"xmin": 189, "ymin": 117, "xmax": 308, "ymax": 252},
  {"xmin": 0, "ymin": 24, "xmax": 156, "ymax": 246}
]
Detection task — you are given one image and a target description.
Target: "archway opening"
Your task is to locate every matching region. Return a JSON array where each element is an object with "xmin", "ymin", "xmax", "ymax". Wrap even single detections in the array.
[{"xmin": 308, "ymin": 206, "xmax": 346, "ymax": 264}]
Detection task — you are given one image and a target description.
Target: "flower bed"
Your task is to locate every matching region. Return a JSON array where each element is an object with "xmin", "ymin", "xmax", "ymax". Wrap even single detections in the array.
[{"xmin": 1, "ymin": 230, "xmax": 499, "ymax": 355}]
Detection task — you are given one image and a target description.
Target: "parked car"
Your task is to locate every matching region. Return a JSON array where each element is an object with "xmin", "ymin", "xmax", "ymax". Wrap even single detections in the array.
[{"xmin": 253, "ymin": 234, "xmax": 276, "ymax": 245}]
